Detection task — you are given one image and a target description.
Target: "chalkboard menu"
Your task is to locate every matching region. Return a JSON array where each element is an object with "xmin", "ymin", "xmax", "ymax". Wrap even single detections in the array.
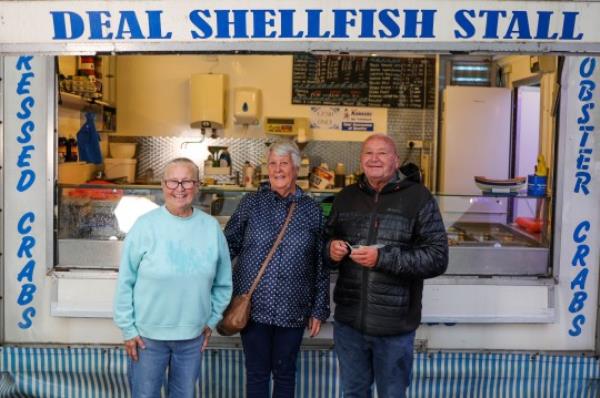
[{"xmin": 292, "ymin": 54, "xmax": 435, "ymax": 109}]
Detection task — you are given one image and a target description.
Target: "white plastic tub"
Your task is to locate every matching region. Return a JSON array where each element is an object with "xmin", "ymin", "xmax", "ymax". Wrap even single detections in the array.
[
  {"xmin": 109, "ymin": 143, "xmax": 137, "ymax": 159},
  {"xmin": 104, "ymin": 158, "xmax": 137, "ymax": 182}
]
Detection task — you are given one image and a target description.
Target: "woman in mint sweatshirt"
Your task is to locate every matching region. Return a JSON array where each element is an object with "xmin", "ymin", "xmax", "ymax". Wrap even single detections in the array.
[{"xmin": 114, "ymin": 158, "xmax": 232, "ymax": 398}]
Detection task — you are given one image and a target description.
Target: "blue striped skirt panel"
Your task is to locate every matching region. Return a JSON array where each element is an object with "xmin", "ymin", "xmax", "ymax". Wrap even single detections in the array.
[{"xmin": 1, "ymin": 347, "xmax": 599, "ymax": 397}]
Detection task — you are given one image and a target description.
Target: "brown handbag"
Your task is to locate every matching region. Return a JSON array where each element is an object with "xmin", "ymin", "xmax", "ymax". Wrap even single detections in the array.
[{"xmin": 217, "ymin": 202, "xmax": 296, "ymax": 336}]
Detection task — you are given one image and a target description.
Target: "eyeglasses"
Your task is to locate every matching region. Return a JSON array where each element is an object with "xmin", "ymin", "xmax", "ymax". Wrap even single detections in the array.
[{"xmin": 163, "ymin": 179, "xmax": 198, "ymax": 190}]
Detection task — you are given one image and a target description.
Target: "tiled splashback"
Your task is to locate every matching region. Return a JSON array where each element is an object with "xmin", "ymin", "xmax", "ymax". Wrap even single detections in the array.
[
  {"xmin": 110, "ymin": 136, "xmax": 364, "ymax": 182},
  {"xmin": 111, "ymin": 108, "xmax": 434, "ymax": 182}
]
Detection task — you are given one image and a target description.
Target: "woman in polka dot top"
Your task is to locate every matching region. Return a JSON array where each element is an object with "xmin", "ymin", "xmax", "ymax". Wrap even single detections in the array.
[{"xmin": 224, "ymin": 141, "xmax": 330, "ymax": 398}]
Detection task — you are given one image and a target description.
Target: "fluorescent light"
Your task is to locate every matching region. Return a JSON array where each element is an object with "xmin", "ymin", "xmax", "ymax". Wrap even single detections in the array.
[{"xmin": 453, "ymin": 65, "xmax": 489, "ymax": 72}]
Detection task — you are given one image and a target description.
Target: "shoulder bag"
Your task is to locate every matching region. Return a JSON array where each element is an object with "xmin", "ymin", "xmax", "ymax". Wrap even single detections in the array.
[{"xmin": 217, "ymin": 202, "xmax": 296, "ymax": 336}]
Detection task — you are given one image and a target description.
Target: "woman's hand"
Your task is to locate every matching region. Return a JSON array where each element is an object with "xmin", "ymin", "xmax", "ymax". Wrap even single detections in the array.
[
  {"xmin": 201, "ymin": 326, "xmax": 212, "ymax": 352},
  {"xmin": 124, "ymin": 336, "xmax": 146, "ymax": 361},
  {"xmin": 307, "ymin": 317, "xmax": 322, "ymax": 338},
  {"xmin": 329, "ymin": 240, "xmax": 349, "ymax": 262}
]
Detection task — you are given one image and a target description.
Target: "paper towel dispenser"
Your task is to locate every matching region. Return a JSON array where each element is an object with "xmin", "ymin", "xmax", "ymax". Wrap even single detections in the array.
[
  {"xmin": 190, "ymin": 74, "xmax": 226, "ymax": 133},
  {"xmin": 234, "ymin": 87, "xmax": 261, "ymax": 125}
]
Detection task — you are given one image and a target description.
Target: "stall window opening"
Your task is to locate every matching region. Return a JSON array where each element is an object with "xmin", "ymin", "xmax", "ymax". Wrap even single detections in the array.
[{"xmin": 54, "ymin": 53, "xmax": 555, "ymax": 278}]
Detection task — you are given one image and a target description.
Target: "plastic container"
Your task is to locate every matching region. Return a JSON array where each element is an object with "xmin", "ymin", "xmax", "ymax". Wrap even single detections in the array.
[
  {"xmin": 334, "ymin": 163, "xmax": 346, "ymax": 188},
  {"xmin": 299, "ymin": 156, "xmax": 310, "ymax": 178},
  {"xmin": 527, "ymin": 174, "xmax": 547, "ymax": 197},
  {"xmin": 104, "ymin": 158, "xmax": 137, "ymax": 182},
  {"xmin": 58, "ymin": 162, "xmax": 98, "ymax": 184},
  {"xmin": 243, "ymin": 163, "xmax": 255, "ymax": 188},
  {"xmin": 109, "ymin": 143, "xmax": 137, "ymax": 159},
  {"xmin": 219, "ymin": 149, "xmax": 231, "ymax": 167},
  {"xmin": 310, "ymin": 166, "xmax": 335, "ymax": 190}
]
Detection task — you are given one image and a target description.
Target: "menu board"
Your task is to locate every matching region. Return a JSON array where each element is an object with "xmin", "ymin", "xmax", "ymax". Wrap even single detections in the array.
[{"xmin": 292, "ymin": 54, "xmax": 435, "ymax": 109}]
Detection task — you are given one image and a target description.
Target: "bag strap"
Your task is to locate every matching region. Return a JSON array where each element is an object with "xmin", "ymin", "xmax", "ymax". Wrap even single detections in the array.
[{"xmin": 246, "ymin": 201, "xmax": 297, "ymax": 296}]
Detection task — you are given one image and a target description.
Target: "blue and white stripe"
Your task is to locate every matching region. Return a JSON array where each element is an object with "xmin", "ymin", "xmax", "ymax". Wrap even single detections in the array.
[{"xmin": 1, "ymin": 347, "xmax": 599, "ymax": 397}]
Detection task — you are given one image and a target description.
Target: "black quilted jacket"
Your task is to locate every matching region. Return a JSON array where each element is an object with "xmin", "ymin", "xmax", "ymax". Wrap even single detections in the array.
[{"xmin": 325, "ymin": 164, "xmax": 448, "ymax": 336}]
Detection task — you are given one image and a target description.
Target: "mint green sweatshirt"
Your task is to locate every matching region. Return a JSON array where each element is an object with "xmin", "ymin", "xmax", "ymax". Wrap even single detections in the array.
[{"xmin": 113, "ymin": 206, "xmax": 232, "ymax": 341}]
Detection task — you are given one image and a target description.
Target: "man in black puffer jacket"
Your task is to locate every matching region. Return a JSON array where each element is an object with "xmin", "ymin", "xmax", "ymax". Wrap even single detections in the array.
[{"xmin": 326, "ymin": 134, "xmax": 448, "ymax": 398}]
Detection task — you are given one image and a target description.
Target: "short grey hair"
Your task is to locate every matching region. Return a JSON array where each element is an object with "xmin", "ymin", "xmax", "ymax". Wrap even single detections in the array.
[
  {"xmin": 267, "ymin": 141, "xmax": 301, "ymax": 170},
  {"xmin": 163, "ymin": 157, "xmax": 200, "ymax": 180}
]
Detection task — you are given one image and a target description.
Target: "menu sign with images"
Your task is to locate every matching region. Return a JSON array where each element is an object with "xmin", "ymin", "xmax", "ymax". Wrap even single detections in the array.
[{"xmin": 292, "ymin": 54, "xmax": 435, "ymax": 109}]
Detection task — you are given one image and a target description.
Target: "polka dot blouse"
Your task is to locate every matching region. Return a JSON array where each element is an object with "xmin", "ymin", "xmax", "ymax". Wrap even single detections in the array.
[{"xmin": 224, "ymin": 183, "xmax": 331, "ymax": 328}]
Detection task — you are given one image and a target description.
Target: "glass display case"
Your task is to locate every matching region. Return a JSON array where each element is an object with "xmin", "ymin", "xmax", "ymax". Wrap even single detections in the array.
[
  {"xmin": 56, "ymin": 183, "xmax": 337, "ymax": 269},
  {"xmin": 436, "ymin": 194, "xmax": 550, "ymax": 276},
  {"xmin": 56, "ymin": 184, "xmax": 550, "ymax": 276}
]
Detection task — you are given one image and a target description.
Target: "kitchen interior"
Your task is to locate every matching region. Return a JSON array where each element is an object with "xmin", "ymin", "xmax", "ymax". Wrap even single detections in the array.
[{"xmin": 55, "ymin": 53, "xmax": 556, "ymax": 277}]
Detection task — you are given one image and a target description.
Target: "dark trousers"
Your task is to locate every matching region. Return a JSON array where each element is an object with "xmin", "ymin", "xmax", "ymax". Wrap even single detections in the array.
[{"xmin": 240, "ymin": 320, "xmax": 304, "ymax": 398}]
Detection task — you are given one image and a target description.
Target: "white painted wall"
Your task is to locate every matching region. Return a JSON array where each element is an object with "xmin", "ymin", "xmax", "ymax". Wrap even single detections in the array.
[
  {"xmin": 514, "ymin": 86, "xmax": 541, "ymax": 219},
  {"xmin": 515, "ymin": 86, "xmax": 541, "ymax": 178},
  {"xmin": 58, "ymin": 106, "xmax": 80, "ymax": 138},
  {"xmin": 115, "ymin": 55, "xmax": 387, "ymax": 141}
]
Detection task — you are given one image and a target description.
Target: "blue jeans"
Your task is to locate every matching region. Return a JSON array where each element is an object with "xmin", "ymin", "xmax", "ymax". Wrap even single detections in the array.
[
  {"xmin": 240, "ymin": 320, "xmax": 305, "ymax": 398},
  {"xmin": 334, "ymin": 321, "xmax": 415, "ymax": 398},
  {"xmin": 128, "ymin": 334, "xmax": 204, "ymax": 398}
]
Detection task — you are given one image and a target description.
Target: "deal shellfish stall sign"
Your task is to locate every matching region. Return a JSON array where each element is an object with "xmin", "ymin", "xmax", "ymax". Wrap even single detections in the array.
[{"xmin": 0, "ymin": 0, "xmax": 599, "ymax": 52}]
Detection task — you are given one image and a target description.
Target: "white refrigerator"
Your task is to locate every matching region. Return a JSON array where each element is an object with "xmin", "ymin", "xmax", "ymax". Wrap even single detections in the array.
[
  {"xmin": 439, "ymin": 86, "xmax": 512, "ymax": 194},
  {"xmin": 438, "ymin": 86, "xmax": 512, "ymax": 223}
]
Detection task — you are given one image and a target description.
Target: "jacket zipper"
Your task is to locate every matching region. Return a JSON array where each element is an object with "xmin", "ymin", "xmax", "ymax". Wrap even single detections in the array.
[{"xmin": 360, "ymin": 191, "xmax": 380, "ymax": 332}]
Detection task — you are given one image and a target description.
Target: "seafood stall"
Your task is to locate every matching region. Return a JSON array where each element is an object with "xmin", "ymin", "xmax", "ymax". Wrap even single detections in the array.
[{"xmin": 0, "ymin": 0, "xmax": 599, "ymax": 396}]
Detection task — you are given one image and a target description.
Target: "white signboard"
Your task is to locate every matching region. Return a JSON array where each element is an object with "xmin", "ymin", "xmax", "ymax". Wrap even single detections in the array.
[
  {"xmin": 310, "ymin": 106, "xmax": 375, "ymax": 131},
  {"xmin": 554, "ymin": 57, "xmax": 600, "ymax": 347},
  {"xmin": 3, "ymin": 56, "xmax": 51, "ymax": 339},
  {"xmin": 340, "ymin": 108, "xmax": 375, "ymax": 132},
  {"xmin": 310, "ymin": 106, "xmax": 342, "ymax": 130},
  {"xmin": 1, "ymin": 1, "xmax": 600, "ymax": 53}
]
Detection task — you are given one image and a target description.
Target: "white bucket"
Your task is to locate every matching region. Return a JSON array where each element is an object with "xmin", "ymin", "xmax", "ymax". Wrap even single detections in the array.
[
  {"xmin": 104, "ymin": 158, "xmax": 137, "ymax": 183},
  {"xmin": 109, "ymin": 143, "xmax": 137, "ymax": 159}
]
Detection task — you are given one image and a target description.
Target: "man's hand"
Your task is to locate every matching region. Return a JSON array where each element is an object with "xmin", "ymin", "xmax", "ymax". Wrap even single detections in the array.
[
  {"xmin": 329, "ymin": 240, "xmax": 350, "ymax": 262},
  {"xmin": 124, "ymin": 336, "xmax": 145, "ymax": 361},
  {"xmin": 307, "ymin": 317, "xmax": 322, "ymax": 338},
  {"xmin": 201, "ymin": 326, "xmax": 212, "ymax": 352},
  {"xmin": 350, "ymin": 246, "xmax": 379, "ymax": 268}
]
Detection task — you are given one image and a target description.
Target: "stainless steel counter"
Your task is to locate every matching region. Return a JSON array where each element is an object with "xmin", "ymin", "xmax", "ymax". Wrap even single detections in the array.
[
  {"xmin": 57, "ymin": 185, "xmax": 551, "ymax": 276},
  {"xmin": 58, "ymin": 236, "xmax": 549, "ymax": 276}
]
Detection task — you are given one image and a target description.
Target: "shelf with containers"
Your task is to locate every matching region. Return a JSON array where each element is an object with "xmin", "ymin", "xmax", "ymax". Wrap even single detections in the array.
[
  {"xmin": 57, "ymin": 92, "xmax": 116, "ymax": 183},
  {"xmin": 57, "ymin": 55, "xmax": 117, "ymax": 145},
  {"xmin": 56, "ymin": 58, "xmax": 117, "ymax": 184},
  {"xmin": 55, "ymin": 184, "xmax": 550, "ymax": 277},
  {"xmin": 58, "ymin": 91, "xmax": 116, "ymax": 132}
]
